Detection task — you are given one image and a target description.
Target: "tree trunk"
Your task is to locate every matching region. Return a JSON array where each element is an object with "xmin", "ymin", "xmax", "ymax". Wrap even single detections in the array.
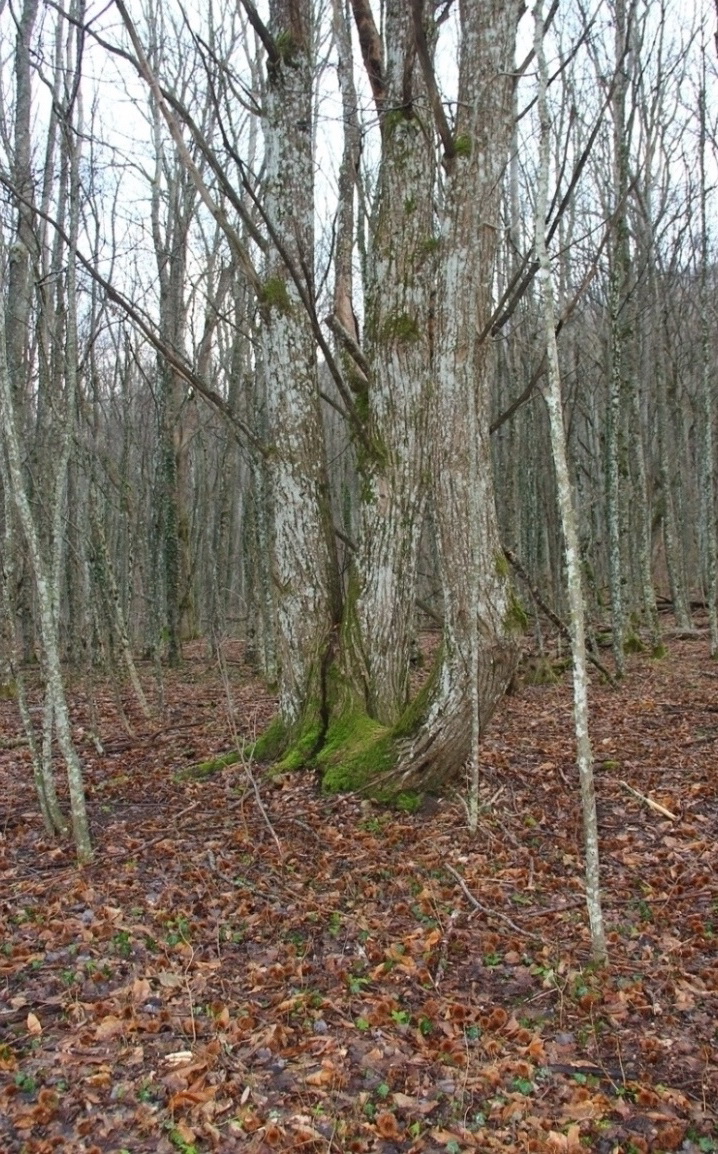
[
  {"xmin": 261, "ymin": 0, "xmax": 342, "ymax": 731},
  {"xmin": 348, "ymin": 0, "xmax": 435, "ymax": 726},
  {"xmin": 396, "ymin": 0, "xmax": 522, "ymax": 785},
  {"xmin": 534, "ymin": 0, "xmax": 606, "ymax": 962}
]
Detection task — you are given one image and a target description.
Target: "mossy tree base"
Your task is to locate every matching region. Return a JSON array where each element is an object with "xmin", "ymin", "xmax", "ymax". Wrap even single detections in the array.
[{"xmin": 245, "ymin": 637, "xmax": 517, "ymax": 802}]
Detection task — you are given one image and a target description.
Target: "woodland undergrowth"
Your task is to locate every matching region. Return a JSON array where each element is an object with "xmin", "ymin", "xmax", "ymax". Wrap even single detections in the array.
[{"xmin": 0, "ymin": 626, "xmax": 716, "ymax": 1153}]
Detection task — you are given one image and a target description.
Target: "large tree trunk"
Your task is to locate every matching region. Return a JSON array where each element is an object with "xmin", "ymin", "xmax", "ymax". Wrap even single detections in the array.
[
  {"xmin": 317, "ymin": 0, "xmax": 522, "ymax": 796},
  {"xmin": 392, "ymin": 0, "xmax": 522, "ymax": 788},
  {"xmin": 347, "ymin": 0, "xmax": 435, "ymax": 726},
  {"xmin": 261, "ymin": 0, "xmax": 341, "ymax": 731}
]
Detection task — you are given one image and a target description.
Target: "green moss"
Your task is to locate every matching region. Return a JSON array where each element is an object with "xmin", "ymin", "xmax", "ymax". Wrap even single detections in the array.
[
  {"xmin": 275, "ymin": 30, "xmax": 298, "ymax": 64},
  {"xmin": 651, "ymin": 643, "xmax": 668, "ymax": 659},
  {"xmin": 421, "ymin": 236, "xmax": 441, "ymax": 255},
  {"xmin": 623, "ymin": 633, "xmax": 645, "ymax": 654},
  {"xmin": 318, "ymin": 708, "xmax": 394, "ymax": 793},
  {"xmin": 396, "ymin": 792, "xmax": 422, "ymax": 813},
  {"xmin": 383, "ymin": 108, "xmax": 407, "ymax": 136},
  {"xmin": 504, "ymin": 589, "xmax": 529, "ymax": 634},
  {"xmin": 404, "ymin": 196, "xmax": 417, "ymax": 214},
  {"xmin": 177, "ymin": 750, "xmax": 240, "ymax": 780},
  {"xmin": 379, "ymin": 312, "xmax": 420, "ymax": 344},
  {"xmin": 354, "ymin": 384, "xmax": 370, "ymax": 424},
  {"xmin": 276, "ymin": 719, "xmax": 323, "ymax": 771},
  {"xmin": 0, "ymin": 682, "xmax": 17, "ymax": 700},
  {"xmin": 454, "ymin": 133, "xmax": 472, "ymax": 157},
  {"xmin": 494, "ymin": 550, "xmax": 510, "ymax": 579},
  {"xmin": 252, "ymin": 714, "xmax": 289, "ymax": 761},
  {"xmin": 260, "ymin": 276, "xmax": 293, "ymax": 316},
  {"xmin": 393, "ymin": 657, "xmax": 439, "ymax": 740}
]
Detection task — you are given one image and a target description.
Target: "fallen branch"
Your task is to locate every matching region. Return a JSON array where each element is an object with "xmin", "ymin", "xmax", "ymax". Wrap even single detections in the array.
[
  {"xmin": 619, "ymin": 780, "xmax": 677, "ymax": 821},
  {"xmin": 445, "ymin": 864, "xmax": 542, "ymax": 940},
  {"xmin": 503, "ymin": 547, "xmax": 617, "ymax": 687}
]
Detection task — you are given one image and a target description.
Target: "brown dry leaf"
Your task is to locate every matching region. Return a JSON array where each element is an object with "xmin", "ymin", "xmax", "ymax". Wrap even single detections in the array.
[
  {"xmin": 392, "ymin": 1092, "xmax": 420, "ymax": 1110},
  {"xmin": 173, "ymin": 1119, "xmax": 197, "ymax": 1144},
  {"xmin": 547, "ymin": 1125, "xmax": 582, "ymax": 1152},
  {"xmin": 305, "ymin": 1063, "xmax": 336, "ymax": 1087},
  {"xmin": 0, "ymin": 1045, "xmax": 18, "ymax": 1071},
  {"xmin": 132, "ymin": 977, "xmax": 152, "ymax": 1002},
  {"xmin": 289, "ymin": 1115, "xmax": 327, "ymax": 1142},
  {"xmin": 94, "ymin": 1014, "xmax": 124, "ymax": 1040},
  {"xmin": 157, "ymin": 970, "xmax": 184, "ymax": 988},
  {"xmin": 26, "ymin": 1012, "xmax": 42, "ymax": 1036},
  {"xmin": 562, "ymin": 1096, "xmax": 605, "ymax": 1121},
  {"xmin": 375, "ymin": 1111, "xmax": 402, "ymax": 1139}
]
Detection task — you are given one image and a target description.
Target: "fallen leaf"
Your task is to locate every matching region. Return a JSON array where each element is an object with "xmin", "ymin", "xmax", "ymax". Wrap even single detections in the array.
[{"xmin": 26, "ymin": 1012, "xmax": 42, "ymax": 1036}]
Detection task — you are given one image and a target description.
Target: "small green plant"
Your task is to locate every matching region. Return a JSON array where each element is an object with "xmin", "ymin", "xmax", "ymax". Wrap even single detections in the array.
[
  {"xmin": 328, "ymin": 911, "xmax": 342, "ymax": 937},
  {"xmin": 15, "ymin": 1072, "xmax": 37, "ymax": 1094},
  {"xmin": 165, "ymin": 1123, "xmax": 199, "ymax": 1154},
  {"xmin": 376, "ymin": 1082, "xmax": 391, "ymax": 1099},
  {"xmin": 453, "ymin": 133, "xmax": 472, "ymax": 157},
  {"xmin": 419, "ymin": 1016, "xmax": 433, "ymax": 1036},
  {"xmin": 112, "ymin": 930, "xmax": 132, "ymax": 958},
  {"xmin": 137, "ymin": 1080, "xmax": 156, "ymax": 1103},
  {"xmin": 512, "ymin": 1077, "xmax": 534, "ymax": 1095},
  {"xmin": 355, "ymin": 1016, "xmax": 370, "ymax": 1031},
  {"xmin": 391, "ymin": 1009, "xmax": 410, "ymax": 1026},
  {"xmin": 483, "ymin": 952, "xmax": 502, "ymax": 967},
  {"xmin": 635, "ymin": 898, "xmax": 653, "ymax": 922},
  {"xmin": 359, "ymin": 816, "xmax": 383, "ymax": 833},
  {"xmin": 348, "ymin": 976, "xmax": 370, "ymax": 995},
  {"xmin": 396, "ymin": 792, "xmax": 422, "ymax": 813},
  {"xmin": 165, "ymin": 916, "xmax": 190, "ymax": 946}
]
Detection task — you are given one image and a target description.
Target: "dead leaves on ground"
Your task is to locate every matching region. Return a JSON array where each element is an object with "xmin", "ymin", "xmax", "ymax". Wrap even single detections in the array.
[{"xmin": 0, "ymin": 636, "xmax": 717, "ymax": 1151}]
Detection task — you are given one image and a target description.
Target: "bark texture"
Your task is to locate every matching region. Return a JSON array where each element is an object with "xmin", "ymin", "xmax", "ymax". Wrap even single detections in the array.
[
  {"xmin": 391, "ymin": 0, "xmax": 522, "ymax": 790},
  {"xmin": 262, "ymin": 0, "xmax": 341, "ymax": 728},
  {"xmin": 349, "ymin": 0, "xmax": 435, "ymax": 726}
]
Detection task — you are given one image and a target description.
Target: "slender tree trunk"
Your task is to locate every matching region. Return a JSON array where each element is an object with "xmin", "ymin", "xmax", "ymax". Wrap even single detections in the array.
[
  {"xmin": 534, "ymin": 0, "xmax": 606, "ymax": 962},
  {"xmin": 699, "ymin": 64, "xmax": 718, "ymax": 655},
  {"xmin": 0, "ymin": 246, "xmax": 91, "ymax": 860}
]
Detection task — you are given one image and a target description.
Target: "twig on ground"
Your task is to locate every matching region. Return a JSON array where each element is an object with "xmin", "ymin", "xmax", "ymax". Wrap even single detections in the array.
[
  {"xmin": 619, "ymin": 780, "xmax": 677, "ymax": 820},
  {"xmin": 445, "ymin": 863, "xmax": 542, "ymax": 940},
  {"xmin": 503, "ymin": 546, "xmax": 618, "ymax": 686},
  {"xmin": 216, "ymin": 636, "xmax": 283, "ymax": 858}
]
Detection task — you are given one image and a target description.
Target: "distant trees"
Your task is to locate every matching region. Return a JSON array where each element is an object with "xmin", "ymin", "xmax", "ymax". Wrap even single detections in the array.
[{"xmin": 0, "ymin": 0, "xmax": 716, "ymax": 861}]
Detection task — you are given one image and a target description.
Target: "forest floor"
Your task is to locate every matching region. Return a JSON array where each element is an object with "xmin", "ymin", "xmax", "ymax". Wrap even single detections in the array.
[{"xmin": 0, "ymin": 625, "xmax": 717, "ymax": 1154}]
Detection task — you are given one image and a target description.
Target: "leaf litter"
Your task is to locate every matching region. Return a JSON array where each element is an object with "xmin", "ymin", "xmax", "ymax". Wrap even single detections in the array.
[{"xmin": 0, "ymin": 633, "xmax": 716, "ymax": 1152}]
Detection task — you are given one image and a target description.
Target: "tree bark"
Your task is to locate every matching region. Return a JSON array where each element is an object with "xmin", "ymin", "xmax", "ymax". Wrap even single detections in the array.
[
  {"xmin": 387, "ymin": 0, "xmax": 523, "ymax": 790},
  {"xmin": 261, "ymin": 0, "xmax": 342, "ymax": 730},
  {"xmin": 348, "ymin": 0, "xmax": 435, "ymax": 726}
]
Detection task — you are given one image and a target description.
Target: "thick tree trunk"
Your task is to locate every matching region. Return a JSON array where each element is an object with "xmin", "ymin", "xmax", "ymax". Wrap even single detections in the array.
[
  {"xmin": 318, "ymin": 0, "xmax": 522, "ymax": 797},
  {"xmin": 262, "ymin": 0, "xmax": 341, "ymax": 730},
  {"xmin": 349, "ymin": 0, "xmax": 435, "ymax": 726},
  {"xmin": 392, "ymin": 0, "xmax": 522, "ymax": 786}
]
